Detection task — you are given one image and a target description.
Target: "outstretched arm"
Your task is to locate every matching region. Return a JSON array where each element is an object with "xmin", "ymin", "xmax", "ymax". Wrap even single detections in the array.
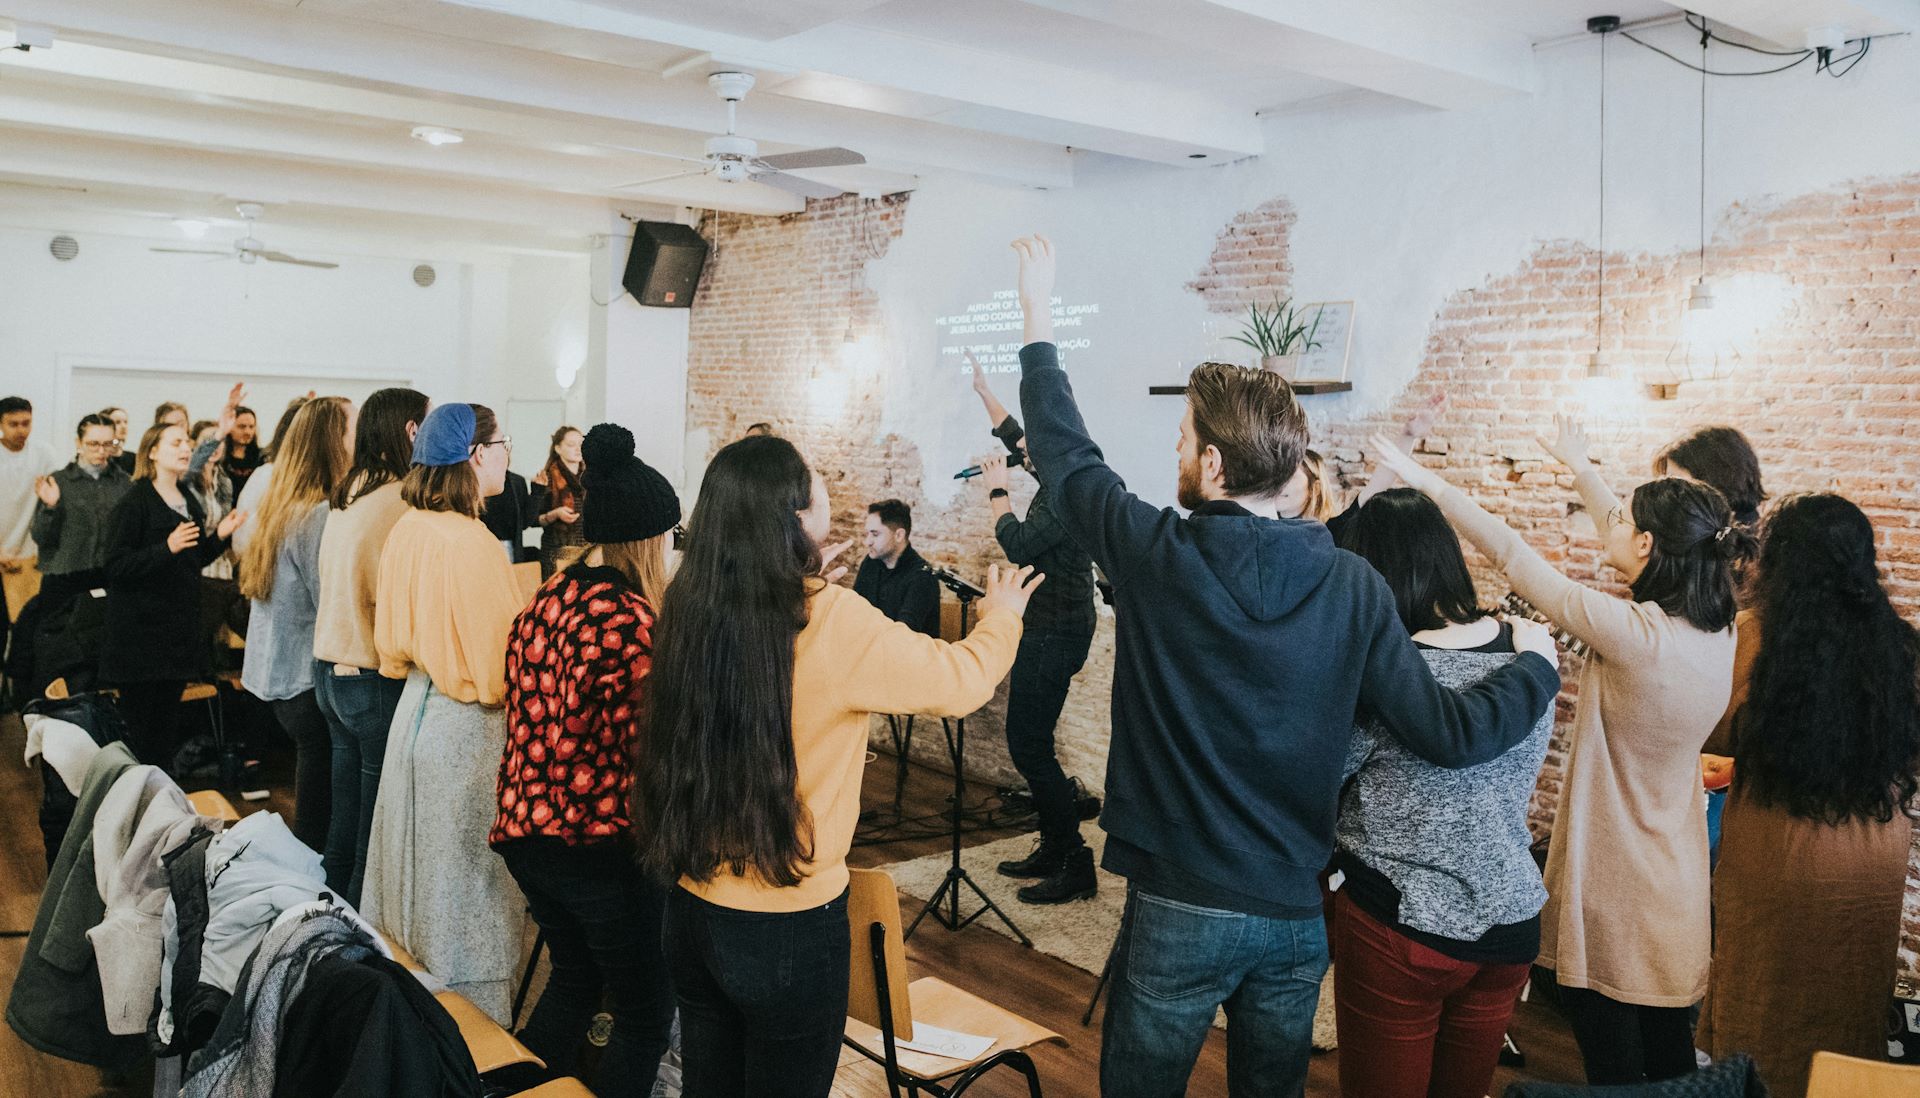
[
  {"xmin": 1011, "ymin": 235, "xmax": 1165, "ymax": 587},
  {"xmin": 1356, "ymin": 391, "xmax": 1448, "ymax": 506},
  {"xmin": 968, "ymin": 351, "xmax": 1013, "ymax": 428}
]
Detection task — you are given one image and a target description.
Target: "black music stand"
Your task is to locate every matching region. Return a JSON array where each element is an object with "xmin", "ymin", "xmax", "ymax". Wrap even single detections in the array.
[{"xmin": 903, "ymin": 568, "xmax": 1031, "ymax": 947}]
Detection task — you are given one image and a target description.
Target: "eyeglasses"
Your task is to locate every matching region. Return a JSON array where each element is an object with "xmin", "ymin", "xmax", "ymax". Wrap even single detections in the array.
[
  {"xmin": 79, "ymin": 440, "xmax": 115, "ymax": 450},
  {"xmin": 475, "ymin": 436, "xmax": 513, "ymax": 451}
]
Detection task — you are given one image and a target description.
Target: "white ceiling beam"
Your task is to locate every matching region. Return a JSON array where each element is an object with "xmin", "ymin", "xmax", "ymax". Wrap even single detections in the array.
[
  {"xmin": 1680, "ymin": 0, "xmax": 1920, "ymax": 50},
  {"xmin": 439, "ymin": 0, "xmax": 1264, "ymax": 162},
  {"xmin": 0, "ymin": 61, "xmax": 808, "ymax": 214},
  {"xmin": 0, "ymin": 126, "xmax": 661, "ymax": 236},
  {"xmin": 3, "ymin": 0, "xmax": 1072, "ymax": 188},
  {"xmin": 1023, "ymin": 0, "xmax": 1537, "ymax": 110}
]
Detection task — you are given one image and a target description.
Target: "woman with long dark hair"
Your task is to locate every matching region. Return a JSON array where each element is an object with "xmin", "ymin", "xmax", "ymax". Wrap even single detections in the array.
[
  {"xmin": 492, "ymin": 423, "xmax": 680, "ymax": 1096},
  {"xmin": 312, "ymin": 386, "xmax": 429, "ymax": 902},
  {"xmin": 1652, "ymin": 425, "xmax": 1766, "ymax": 530},
  {"xmin": 1697, "ymin": 494, "xmax": 1919, "ymax": 1098},
  {"xmin": 237, "ymin": 396, "xmax": 354, "ymax": 855},
  {"xmin": 531, "ymin": 425, "xmax": 586, "ymax": 576},
  {"xmin": 1330, "ymin": 488, "xmax": 1557, "ymax": 1098},
  {"xmin": 1374, "ymin": 414, "xmax": 1751, "ymax": 1086},
  {"xmin": 634, "ymin": 434, "xmax": 1038, "ymax": 1098},
  {"xmin": 101, "ymin": 422, "xmax": 248, "ymax": 770},
  {"xmin": 365, "ymin": 401, "xmax": 527, "ymax": 1023}
]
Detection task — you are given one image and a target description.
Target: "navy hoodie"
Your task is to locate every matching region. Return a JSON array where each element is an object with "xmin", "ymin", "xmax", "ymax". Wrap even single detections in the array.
[{"xmin": 1017, "ymin": 342, "xmax": 1561, "ymax": 916}]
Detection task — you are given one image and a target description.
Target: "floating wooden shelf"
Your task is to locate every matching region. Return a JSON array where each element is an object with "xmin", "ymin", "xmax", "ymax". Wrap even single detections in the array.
[{"xmin": 1148, "ymin": 380, "xmax": 1353, "ymax": 396}]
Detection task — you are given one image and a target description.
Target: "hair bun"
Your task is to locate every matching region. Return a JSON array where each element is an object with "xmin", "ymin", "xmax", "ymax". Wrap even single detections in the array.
[{"xmin": 581, "ymin": 423, "xmax": 635, "ymax": 471}]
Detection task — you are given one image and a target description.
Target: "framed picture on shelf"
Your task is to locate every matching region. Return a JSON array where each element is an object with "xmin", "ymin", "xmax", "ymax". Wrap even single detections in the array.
[{"xmin": 1294, "ymin": 301, "xmax": 1354, "ymax": 384}]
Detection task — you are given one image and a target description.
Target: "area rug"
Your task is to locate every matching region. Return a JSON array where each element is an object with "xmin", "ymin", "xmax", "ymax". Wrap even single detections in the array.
[{"xmin": 875, "ymin": 829, "xmax": 1338, "ymax": 1050}]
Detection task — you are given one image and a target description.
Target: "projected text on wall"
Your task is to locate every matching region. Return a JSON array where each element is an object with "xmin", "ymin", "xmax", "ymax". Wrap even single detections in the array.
[{"xmin": 936, "ymin": 290, "xmax": 1100, "ymax": 376}]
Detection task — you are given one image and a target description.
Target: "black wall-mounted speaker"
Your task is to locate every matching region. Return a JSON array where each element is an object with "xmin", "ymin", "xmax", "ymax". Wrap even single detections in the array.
[{"xmin": 622, "ymin": 221, "xmax": 708, "ymax": 308}]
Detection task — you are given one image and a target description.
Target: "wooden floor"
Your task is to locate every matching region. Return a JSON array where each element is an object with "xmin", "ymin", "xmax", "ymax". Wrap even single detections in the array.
[{"xmin": 0, "ymin": 711, "xmax": 1589, "ymax": 1097}]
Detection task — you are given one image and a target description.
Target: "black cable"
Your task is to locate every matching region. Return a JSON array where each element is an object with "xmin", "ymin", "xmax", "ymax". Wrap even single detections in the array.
[
  {"xmin": 1684, "ymin": 13, "xmax": 1811, "ymax": 56},
  {"xmin": 1827, "ymin": 38, "xmax": 1872, "ymax": 77},
  {"xmin": 1622, "ymin": 30, "xmax": 1820, "ymax": 75}
]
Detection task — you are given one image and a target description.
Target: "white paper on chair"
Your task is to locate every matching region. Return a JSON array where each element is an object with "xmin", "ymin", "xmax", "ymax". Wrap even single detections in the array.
[{"xmin": 895, "ymin": 1023, "xmax": 995, "ymax": 1061}]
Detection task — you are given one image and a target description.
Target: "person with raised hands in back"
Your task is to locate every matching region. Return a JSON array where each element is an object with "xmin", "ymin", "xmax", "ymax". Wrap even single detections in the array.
[
  {"xmin": 1006, "ymin": 234, "xmax": 1562, "ymax": 1098},
  {"xmin": 1371, "ymin": 414, "xmax": 1749, "ymax": 1087}
]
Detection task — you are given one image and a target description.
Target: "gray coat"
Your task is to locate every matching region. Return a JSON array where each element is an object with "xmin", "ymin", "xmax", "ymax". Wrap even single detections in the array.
[{"xmin": 31, "ymin": 461, "xmax": 132, "ymax": 576}]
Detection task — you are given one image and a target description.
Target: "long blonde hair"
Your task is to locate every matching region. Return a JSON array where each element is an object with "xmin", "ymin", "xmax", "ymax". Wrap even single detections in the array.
[
  {"xmin": 239, "ymin": 397, "xmax": 352, "ymax": 600},
  {"xmin": 593, "ymin": 534, "xmax": 670, "ymax": 608}
]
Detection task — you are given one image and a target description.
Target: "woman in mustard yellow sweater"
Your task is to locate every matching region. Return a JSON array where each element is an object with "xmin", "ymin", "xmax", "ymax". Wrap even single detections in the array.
[{"xmin": 634, "ymin": 435, "xmax": 1040, "ymax": 1098}]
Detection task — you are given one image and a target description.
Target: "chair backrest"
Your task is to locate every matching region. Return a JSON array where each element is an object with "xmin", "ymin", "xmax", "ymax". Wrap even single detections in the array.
[
  {"xmin": 846, "ymin": 867, "xmax": 914, "ymax": 1038},
  {"xmin": 1807, "ymin": 1051, "xmax": 1920, "ymax": 1097},
  {"xmin": 44, "ymin": 677, "xmax": 69, "ymax": 700}
]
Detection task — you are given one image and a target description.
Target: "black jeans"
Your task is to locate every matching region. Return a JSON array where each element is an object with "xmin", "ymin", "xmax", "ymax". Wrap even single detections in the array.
[
  {"xmin": 498, "ymin": 839, "xmax": 675, "ymax": 1098},
  {"xmin": 1004, "ymin": 629, "xmax": 1093, "ymax": 849},
  {"xmin": 666, "ymin": 886, "xmax": 849, "ymax": 1098},
  {"xmin": 1558, "ymin": 985, "xmax": 1697, "ymax": 1085},
  {"xmin": 117, "ymin": 679, "xmax": 188, "ymax": 773},
  {"xmin": 268, "ymin": 690, "xmax": 332, "ymax": 856}
]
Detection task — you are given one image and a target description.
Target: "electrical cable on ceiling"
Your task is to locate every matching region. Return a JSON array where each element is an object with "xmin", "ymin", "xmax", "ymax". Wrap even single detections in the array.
[{"xmin": 1618, "ymin": 12, "xmax": 1895, "ymax": 79}]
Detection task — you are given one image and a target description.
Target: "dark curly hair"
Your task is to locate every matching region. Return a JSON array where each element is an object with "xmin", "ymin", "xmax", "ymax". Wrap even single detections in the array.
[
  {"xmin": 1652, "ymin": 426, "xmax": 1766, "ymax": 527},
  {"xmin": 1735, "ymin": 494, "xmax": 1920, "ymax": 824}
]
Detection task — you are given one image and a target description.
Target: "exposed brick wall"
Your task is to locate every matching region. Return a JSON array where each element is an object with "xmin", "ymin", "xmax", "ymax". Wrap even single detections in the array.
[{"xmin": 686, "ymin": 177, "xmax": 1920, "ymax": 973}]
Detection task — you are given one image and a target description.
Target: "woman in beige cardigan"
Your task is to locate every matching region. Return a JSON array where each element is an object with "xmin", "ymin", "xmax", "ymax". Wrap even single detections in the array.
[{"xmin": 1373, "ymin": 416, "xmax": 1750, "ymax": 1085}]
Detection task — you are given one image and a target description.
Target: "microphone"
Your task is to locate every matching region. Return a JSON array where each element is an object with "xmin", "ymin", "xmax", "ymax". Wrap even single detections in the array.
[
  {"xmin": 925, "ymin": 565, "xmax": 986, "ymax": 600},
  {"xmin": 954, "ymin": 465, "xmax": 984, "ymax": 480}
]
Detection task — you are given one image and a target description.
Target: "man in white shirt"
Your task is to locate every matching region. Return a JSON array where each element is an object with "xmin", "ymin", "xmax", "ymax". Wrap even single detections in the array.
[{"xmin": 0, "ymin": 396, "xmax": 65, "ymax": 622}]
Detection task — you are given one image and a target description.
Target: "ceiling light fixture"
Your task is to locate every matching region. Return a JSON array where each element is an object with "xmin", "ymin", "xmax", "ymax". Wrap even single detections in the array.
[
  {"xmin": 410, "ymin": 125, "xmax": 465, "ymax": 147},
  {"xmin": 172, "ymin": 218, "xmax": 210, "ymax": 240},
  {"xmin": 1657, "ymin": 17, "xmax": 1740, "ymax": 395},
  {"xmin": 1577, "ymin": 16, "xmax": 1634, "ymax": 416}
]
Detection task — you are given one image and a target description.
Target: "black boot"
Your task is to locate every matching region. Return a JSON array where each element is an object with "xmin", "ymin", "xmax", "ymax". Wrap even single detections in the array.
[
  {"xmin": 1017, "ymin": 846, "xmax": 1096, "ymax": 905},
  {"xmin": 996, "ymin": 838, "xmax": 1068, "ymax": 879}
]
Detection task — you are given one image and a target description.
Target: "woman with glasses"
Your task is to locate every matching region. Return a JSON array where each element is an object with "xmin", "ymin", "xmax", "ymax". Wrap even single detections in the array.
[
  {"xmin": 30, "ymin": 413, "xmax": 133, "ymax": 613},
  {"xmin": 1373, "ymin": 414, "xmax": 1753, "ymax": 1087},
  {"xmin": 362, "ymin": 402, "xmax": 528, "ymax": 1023}
]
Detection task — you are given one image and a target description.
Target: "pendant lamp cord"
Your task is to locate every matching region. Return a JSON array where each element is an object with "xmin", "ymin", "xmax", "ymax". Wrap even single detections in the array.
[{"xmin": 1596, "ymin": 28, "xmax": 1607, "ymax": 355}]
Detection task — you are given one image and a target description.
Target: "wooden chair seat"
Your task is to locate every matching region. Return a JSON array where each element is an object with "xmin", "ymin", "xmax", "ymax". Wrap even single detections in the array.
[
  {"xmin": 184, "ymin": 789, "xmax": 241, "ymax": 821},
  {"xmin": 510, "ymin": 1079, "xmax": 596, "ymax": 1097},
  {"xmin": 1807, "ymin": 1051, "xmax": 1920, "ymax": 1097},
  {"xmin": 380, "ymin": 932, "xmax": 543, "ymax": 1075},
  {"xmin": 44, "ymin": 678, "xmax": 70, "ymax": 700},
  {"xmin": 180, "ymin": 682, "xmax": 218, "ymax": 704},
  {"xmin": 844, "ymin": 976, "xmax": 1065, "ymax": 1081}
]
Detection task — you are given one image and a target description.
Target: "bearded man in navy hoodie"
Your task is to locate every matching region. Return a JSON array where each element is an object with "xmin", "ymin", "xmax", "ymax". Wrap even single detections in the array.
[{"xmin": 1006, "ymin": 236, "xmax": 1562, "ymax": 1098}]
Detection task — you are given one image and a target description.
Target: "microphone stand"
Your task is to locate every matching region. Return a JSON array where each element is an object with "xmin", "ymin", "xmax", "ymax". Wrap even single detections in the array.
[{"xmin": 904, "ymin": 568, "xmax": 1032, "ymax": 946}]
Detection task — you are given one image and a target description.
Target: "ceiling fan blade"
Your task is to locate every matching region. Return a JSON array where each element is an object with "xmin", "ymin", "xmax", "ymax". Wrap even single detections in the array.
[
  {"xmin": 613, "ymin": 168, "xmax": 709, "ymax": 189},
  {"xmin": 754, "ymin": 171, "xmax": 846, "ymax": 201},
  {"xmin": 150, "ymin": 247, "xmax": 231, "ymax": 256},
  {"xmin": 754, "ymin": 147, "xmax": 864, "ymax": 171},
  {"xmin": 600, "ymin": 144, "xmax": 713, "ymax": 166},
  {"xmin": 259, "ymin": 251, "xmax": 339, "ymax": 269}
]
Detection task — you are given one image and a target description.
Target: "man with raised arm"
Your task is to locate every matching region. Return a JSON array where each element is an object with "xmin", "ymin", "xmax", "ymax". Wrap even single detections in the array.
[{"xmin": 1007, "ymin": 235, "xmax": 1563, "ymax": 1098}]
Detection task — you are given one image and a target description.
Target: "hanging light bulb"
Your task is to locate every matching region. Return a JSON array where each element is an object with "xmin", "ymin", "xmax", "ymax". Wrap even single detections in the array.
[
  {"xmin": 1578, "ymin": 17, "xmax": 1635, "ymax": 419},
  {"xmin": 1659, "ymin": 18, "xmax": 1740, "ymax": 391}
]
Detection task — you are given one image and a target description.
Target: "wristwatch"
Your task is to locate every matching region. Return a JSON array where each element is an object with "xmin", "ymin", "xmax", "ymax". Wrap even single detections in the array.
[{"xmin": 989, "ymin": 488, "xmax": 1010, "ymax": 500}]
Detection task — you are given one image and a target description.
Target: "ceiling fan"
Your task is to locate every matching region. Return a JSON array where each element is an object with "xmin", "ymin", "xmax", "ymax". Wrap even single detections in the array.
[
  {"xmin": 150, "ymin": 202, "xmax": 338, "ymax": 269},
  {"xmin": 610, "ymin": 72, "xmax": 865, "ymax": 200}
]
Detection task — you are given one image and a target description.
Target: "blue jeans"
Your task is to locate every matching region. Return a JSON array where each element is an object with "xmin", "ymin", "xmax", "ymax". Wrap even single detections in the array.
[
  {"xmin": 312, "ymin": 661, "xmax": 406, "ymax": 906},
  {"xmin": 497, "ymin": 839, "xmax": 674, "ymax": 1098},
  {"xmin": 1102, "ymin": 887, "xmax": 1330, "ymax": 1098},
  {"xmin": 665, "ymin": 886, "xmax": 849, "ymax": 1098},
  {"xmin": 1004, "ymin": 630, "xmax": 1093, "ymax": 849}
]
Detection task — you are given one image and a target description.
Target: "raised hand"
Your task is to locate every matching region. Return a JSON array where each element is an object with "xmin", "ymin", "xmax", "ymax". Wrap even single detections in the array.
[
  {"xmin": 819, "ymin": 538, "xmax": 854, "ymax": 585},
  {"xmin": 166, "ymin": 521, "xmax": 201, "ymax": 554},
  {"xmin": 979, "ymin": 454, "xmax": 1010, "ymax": 492},
  {"xmin": 1538, "ymin": 413, "xmax": 1593, "ymax": 470},
  {"xmin": 216, "ymin": 509, "xmax": 249, "ymax": 540},
  {"xmin": 979, "ymin": 563, "xmax": 1045, "ymax": 619},
  {"xmin": 966, "ymin": 350, "xmax": 990, "ymax": 393},
  {"xmin": 34, "ymin": 475, "xmax": 59, "ymax": 508},
  {"xmin": 217, "ymin": 381, "xmax": 248, "ymax": 438},
  {"xmin": 1367, "ymin": 433, "xmax": 1445, "ymax": 496},
  {"xmin": 1010, "ymin": 235, "xmax": 1056, "ymax": 345},
  {"xmin": 1404, "ymin": 391, "xmax": 1448, "ymax": 440},
  {"xmin": 1508, "ymin": 615, "xmax": 1559, "ymax": 667}
]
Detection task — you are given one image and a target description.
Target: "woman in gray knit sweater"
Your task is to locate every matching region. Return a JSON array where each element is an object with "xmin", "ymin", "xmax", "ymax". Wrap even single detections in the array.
[{"xmin": 1331, "ymin": 488, "xmax": 1557, "ymax": 1098}]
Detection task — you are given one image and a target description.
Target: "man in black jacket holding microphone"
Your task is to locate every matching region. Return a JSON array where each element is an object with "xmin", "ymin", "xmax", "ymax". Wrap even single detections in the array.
[{"xmin": 965, "ymin": 354, "xmax": 1101, "ymax": 905}]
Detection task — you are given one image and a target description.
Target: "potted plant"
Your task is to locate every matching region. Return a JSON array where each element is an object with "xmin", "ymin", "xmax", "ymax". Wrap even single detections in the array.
[{"xmin": 1229, "ymin": 298, "xmax": 1325, "ymax": 379}]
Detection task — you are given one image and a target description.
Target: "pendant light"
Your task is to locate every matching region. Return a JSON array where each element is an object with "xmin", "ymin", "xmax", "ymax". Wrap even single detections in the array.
[
  {"xmin": 1661, "ymin": 17, "xmax": 1741, "ymax": 390},
  {"xmin": 1578, "ymin": 16, "xmax": 1633, "ymax": 413}
]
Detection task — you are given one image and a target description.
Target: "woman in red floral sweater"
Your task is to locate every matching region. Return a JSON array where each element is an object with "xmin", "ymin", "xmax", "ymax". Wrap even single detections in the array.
[{"xmin": 491, "ymin": 422, "xmax": 680, "ymax": 1097}]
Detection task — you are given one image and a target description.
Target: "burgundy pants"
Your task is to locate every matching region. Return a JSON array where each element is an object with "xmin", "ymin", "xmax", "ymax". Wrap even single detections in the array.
[{"xmin": 1333, "ymin": 890, "xmax": 1530, "ymax": 1098}]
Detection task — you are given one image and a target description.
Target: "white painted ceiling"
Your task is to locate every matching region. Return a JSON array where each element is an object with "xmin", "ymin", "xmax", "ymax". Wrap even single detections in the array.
[{"xmin": 0, "ymin": 0, "xmax": 1910, "ymax": 248}]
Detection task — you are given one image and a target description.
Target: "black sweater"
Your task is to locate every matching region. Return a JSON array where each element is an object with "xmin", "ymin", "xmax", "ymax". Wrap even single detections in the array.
[
  {"xmin": 1016, "ymin": 341, "xmax": 1561, "ymax": 915},
  {"xmin": 101, "ymin": 480, "xmax": 228, "ymax": 684}
]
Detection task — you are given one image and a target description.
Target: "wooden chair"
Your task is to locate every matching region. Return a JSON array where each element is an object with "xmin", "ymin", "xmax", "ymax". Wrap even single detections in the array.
[
  {"xmin": 184, "ymin": 789, "xmax": 241, "ymax": 821},
  {"xmin": 44, "ymin": 677, "xmax": 69, "ymax": 700},
  {"xmin": 510, "ymin": 1080, "xmax": 595, "ymax": 1097},
  {"xmin": 842, "ymin": 867, "xmax": 1064, "ymax": 1097},
  {"xmin": 1807, "ymin": 1051, "xmax": 1920, "ymax": 1097},
  {"xmin": 382, "ymin": 933, "xmax": 544, "ymax": 1075}
]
